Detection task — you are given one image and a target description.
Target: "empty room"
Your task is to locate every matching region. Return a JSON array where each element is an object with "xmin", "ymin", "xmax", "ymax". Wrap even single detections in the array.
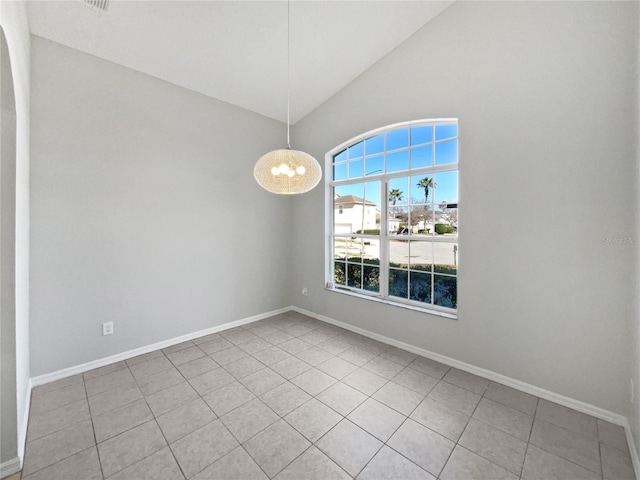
[{"xmin": 1, "ymin": 0, "xmax": 639, "ymax": 479}]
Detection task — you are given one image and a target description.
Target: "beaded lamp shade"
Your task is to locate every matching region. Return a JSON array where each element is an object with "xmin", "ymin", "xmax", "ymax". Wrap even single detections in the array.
[{"xmin": 254, "ymin": 148, "xmax": 322, "ymax": 195}]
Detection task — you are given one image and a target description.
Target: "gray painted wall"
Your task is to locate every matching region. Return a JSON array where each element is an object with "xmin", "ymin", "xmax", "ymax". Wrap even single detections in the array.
[
  {"xmin": 291, "ymin": 1, "xmax": 638, "ymax": 417},
  {"xmin": 1, "ymin": 28, "xmax": 18, "ymax": 465},
  {"xmin": 30, "ymin": 37, "xmax": 293, "ymax": 376},
  {"xmin": 632, "ymin": 1, "xmax": 640, "ymax": 462}
]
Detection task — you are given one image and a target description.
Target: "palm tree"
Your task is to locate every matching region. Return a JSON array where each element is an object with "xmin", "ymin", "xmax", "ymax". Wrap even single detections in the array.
[
  {"xmin": 417, "ymin": 177, "xmax": 436, "ymax": 208},
  {"xmin": 388, "ymin": 189, "xmax": 404, "ymax": 216}
]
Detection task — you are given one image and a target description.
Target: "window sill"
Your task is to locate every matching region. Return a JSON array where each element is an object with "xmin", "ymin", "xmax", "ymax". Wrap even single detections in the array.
[{"xmin": 325, "ymin": 286, "xmax": 458, "ymax": 320}]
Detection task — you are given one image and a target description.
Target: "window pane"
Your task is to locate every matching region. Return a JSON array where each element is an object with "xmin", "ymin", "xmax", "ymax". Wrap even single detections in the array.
[
  {"xmin": 334, "ymin": 262, "xmax": 346, "ymax": 285},
  {"xmin": 386, "ymin": 150, "xmax": 409, "ymax": 173},
  {"xmin": 347, "ymin": 263, "xmax": 362, "ymax": 288},
  {"xmin": 434, "ymin": 243, "xmax": 457, "ymax": 275},
  {"xmin": 411, "ymin": 125, "xmax": 433, "ymax": 145},
  {"xmin": 389, "ymin": 207, "xmax": 408, "ymax": 236},
  {"xmin": 348, "ymin": 159, "xmax": 363, "ymax": 179},
  {"xmin": 365, "ymin": 155, "xmax": 384, "ymax": 176},
  {"xmin": 411, "ymin": 145, "xmax": 432, "ymax": 169},
  {"xmin": 389, "ymin": 239, "xmax": 409, "ymax": 267},
  {"xmin": 408, "ymin": 241, "xmax": 432, "ymax": 271},
  {"xmin": 349, "ymin": 141, "xmax": 364, "ymax": 159},
  {"xmin": 365, "ymin": 134, "xmax": 384, "ymax": 155},
  {"xmin": 389, "ymin": 269, "xmax": 408, "ymax": 299},
  {"xmin": 410, "ymin": 271, "xmax": 431, "ymax": 303},
  {"xmin": 334, "ymin": 149, "xmax": 347, "ymax": 162},
  {"xmin": 387, "ymin": 128, "xmax": 409, "ymax": 150},
  {"xmin": 334, "ymin": 162, "xmax": 347, "ymax": 181},
  {"xmin": 435, "ymin": 139, "xmax": 457, "ymax": 165},
  {"xmin": 334, "ymin": 237, "xmax": 347, "ymax": 259},
  {"xmin": 434, "ymin": 206, "xmax": 457, "ymax": 238},
  {"xmin": 433, "ymin": 275, "xmax": 457, "ymax": 308},
  {"xmin": 435, "ymin": 124, "xmax": 457, "ymax": 141},
  {"xmin": 413, "ymin": 175, "xmax": 437, "ymax": 205},
  {"xmin": 363, "ymin": 265, "xmax": 380, "ymax": 292},
  {"xmin": 433, "ymin": 170, "xmax": 457, "ymax": 205}
]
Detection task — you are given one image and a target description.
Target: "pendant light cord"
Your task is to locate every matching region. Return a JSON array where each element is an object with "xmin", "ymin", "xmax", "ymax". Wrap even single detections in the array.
[{"xmin": 287, "ymin": 0, "xmax": 291, "ymax": 150}]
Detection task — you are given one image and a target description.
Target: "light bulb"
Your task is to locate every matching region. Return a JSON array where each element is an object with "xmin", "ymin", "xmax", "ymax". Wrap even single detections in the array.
[
  {"xmin": 271, "ymin": 167, "xmax": 280, "ymax": 176},
  {"xmin": 287, "ymin": 170, "xmax": 295, "ymax": 177},
  {"xmin": 279, "ymin": 164, "xmax": 289, "ymax": 174},
  {"xmin": 296, "ymin": 165, "xmax": 306, "ymax": 175}
]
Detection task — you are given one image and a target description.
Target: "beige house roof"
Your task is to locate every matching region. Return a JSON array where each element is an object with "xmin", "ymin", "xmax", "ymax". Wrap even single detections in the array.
[{"xmin": 334, "ymin": 195, "xmax": 376, "ymax": 208}]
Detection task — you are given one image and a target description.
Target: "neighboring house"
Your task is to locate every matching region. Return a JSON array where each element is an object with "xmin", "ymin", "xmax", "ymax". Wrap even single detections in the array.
[{"xmin": 334, "ymin": 195, "xmax": 377, "ymax": 234}]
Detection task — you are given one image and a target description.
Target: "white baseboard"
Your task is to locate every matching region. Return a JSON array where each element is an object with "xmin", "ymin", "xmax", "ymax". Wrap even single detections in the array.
[
  {"xmin": 292, "ymin": 306, "xmax": 629, "ymax": 426},
  {"xmin": 0, "ymin": 457, "xmax": 21, "ymax": 478},
  {"xmin": 30, "ymin": 307, "xmax": 291, "ymax": 388}
]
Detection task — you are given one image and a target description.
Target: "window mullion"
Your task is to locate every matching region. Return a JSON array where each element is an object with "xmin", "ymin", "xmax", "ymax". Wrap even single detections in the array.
[{"xmin": 379, "ymin": 178, "xmax": 389, "ymax": 298}]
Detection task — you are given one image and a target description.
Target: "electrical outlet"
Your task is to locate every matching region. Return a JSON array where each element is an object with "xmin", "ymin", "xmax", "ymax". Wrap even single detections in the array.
[
  {"xmin": 102, "ymin": 322, "xmax": 114, "ymax": 336},
  {"xmin": 301, "ymin": 287, "xmax": 308, "ymax": 296}
]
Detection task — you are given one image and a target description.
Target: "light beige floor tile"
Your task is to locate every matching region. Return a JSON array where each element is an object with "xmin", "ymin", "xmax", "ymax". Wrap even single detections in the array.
[
  {"xmin": 428, "ymin": 380, "xmax": 481, "ymax": 416},
  {"xmin": 238, "ymin": 336, "xmax": 272, "ymax": 355},
  {"xmin": 275, "ymin": 446, "xmax": 350, "ymax": 480},
  {"xmin": 189, "ymin": 367, "xmax": 235, "ymax": 396},
  {"xmin": 393, "ymin": 367, "xmax": 439, "ymax": 396},
  {"xmin": 107, "ymin": 447, "xmax": 185, "ymax": 480},
  {"xmin": 284, "ymin": 398, "xmax": 342, "ymax": 442},
  {"xmin": 442, "ymin": 368, "xmax": 489, "ymax": 395},
  {"xmin": 440, "ymin": 446, "xmax": 518, "ymax": 480},
  {"xmin": 220, "ymin": 329, "xmax": 258, "ymax": 346},
  {"xmin": 21, "ymin": 446, "xmax": 101, "ymax": 480},
  {"xmin": 224, "ymin": 356, "xmax": 266, "ymax": 379},
  {"xmin": 85, "ymin": 368, "xmax": 136, "ymax": 397},
  {"xmin": 138, "ymin": 367, "xmax": 185, "ymax": 396},
  {"xmin": 244, "ymin": 420, "xmax": 311, "ymax": 477},
  {"xmin": 170, "ymin": 419, "xmax": 239, "ymax": 478},
  {"xmin": 192, "ymin": 446, "xmax": 268, "ymax": 480},
  {"xmin": 87, "ymin": 383, "xmax": 143, "ymax": 416},
  {"xmin": 270, "ymin": 356, "xmax": 312, "ymax": 380},
  {"xmin": 93, "ymin": 398, "xmax": 153, "ymax": 443},
  {"xmin": 192, "ymin": 333, "xmax": 222, "ymax": 345},
  {"xmin": 252, "ymin": 346, "xmax": 292, "ymax": 366},
  {"xmin": 411, "ymin": 397, "xmax": 470, "ymax": 441},
  {"xmin": 529, "ymin": 418, "xmax": 600, "ymax": 473},
  {"xmin": 317, "ymin": 356, "xmax": 359, "ymax": 380},
  {"xmin": 408, "ymin": 356, "xmax": 450, "ymax": 379},
  {"xmin": 459, "ymin": 418, "xmax": 527, "ymax": 475},
  {"xmin": 197, "ymin": 337, "xmax": 233, "ymax": 355},
  {"xmin": 598, "ymin": 419, "xmax": 630, "ymax": 454},
  {"xmin": 291, "ymin": 368, "xmax": 337, "ymax": 396},
  {"xmin": 22, "ymin": 420, "xmax": 95, "ymax": 477},
  {"xmin": 279, "ymin": 338, "xmax": 313, "ymax": 355},
  {"xmin": 83, "ymin": 361, "xmax": 127, "ymax": 381},
  {"xmin": 209, "ymin": 346, "xmax": 249, "ymax": 365},
  {"xmin": 263, "ymin": 330, "xmax": 295, "ymax": 346},
  {"xmin": 387, "ymin": 418, "xmax": 454, "ymax": 477},
  {"xmin": 261, "ymin": 382, "xmax": 312, "ymax": 417},
  {"xmin": 238, "ymin": 368, "xmax": 285, "ymax": 396},
  {"xmin": 166, "ymin": 345, "xmax": 206, "ymax": 366},
  {"xmin": 32, "ymin": 374, "xmax": 84, "ymax": 397},
  {"xmin": 203, "ymin": 380, "xmax": 256, "ymax": 417},
  {"xmin": 246, "ymin": 323, "xmax": 280, "ymax": 338},
  {"xmin": 601, "ymin": 443, "xmax": 635, "ymax": 480},
  {"xmin": 338, "ymin": 346, "xmax": 378, "ymax": 367},
  {"xmin": 373, "ymin": 381, "xmax": 425, "ymax": 416},
  {"xmin": 129, "ymin": 356, "xmax": 173, "ymax": 380},
  {"xmin": 521, "ymin": 444, "xmax": 601, "ymax": 480},
  {"xmin": 316, "ymin": 420, "xmax": 383, "ymax": 477},
  {"xmin": 357, "ymin": 445, "xmax": 434, "ymax": 480},
  {"xmin": 484, "ymin": 382, "xmax": 538, "ymax": 416},
  {"xmin": 299, "ymin": 330, "xmax": 333, "ymax": 346},
  {"xmin": 145, "ymin": 381, "xmax": 199, "ymax": 416},
  {"xmin": 176, "ymin": 355, "xmax": 218, "ymax": 379},
  {"xmin": 316, "ymin": 382, "xmax": 368, "ymax": 416},
  {"xmin": 342, "ymin": 368, "xmax": 387, "ymax": 396},
  {"xmin": 379, "ymin": 347, "xmax": 418, "ymax": 366},
  {"xmin": 317, "ymin": 337, "xmax": 352, "ymax": 355},
  {"xmin": 362, "ymin": 356, "xmax": 406, "ymax": 380},
  {"xmin": 220, "ymin": 398, "xmax": 279, "ymax": 443},
  {"xmin": 30, "ymin": 383, "xmax": 86, "ymax": 415},
  {"xmin": 472, "ymin": 398, "xmax": 533, "ymax": 442},
  {"xmin": 296, "ymin": 346, "xmax": 334, "ymax": 366},
  {"xmin": 536, "ymin": 399, "xmax": 598, "ymax": 439},
  {"xmin": 162, "ymin": 340, "xmax": 196, "ymax": 354},
  {"xmin": 97, "ymin": 420, "xmax": 166, "ymax": 477},
  {"xmin": 157, "ymin": 397, "xmax": 216, "ymax": 443},
  {"xmin": 126, "ymin": 350, "xmax": 164, "ymax": 367},
  {"xmin": 348, "ymin": 398, "xmax": 405, "ymax": 442},
  {"xmin": 27, "ymin": 398, "xmax": 90, "ymax": 441}
]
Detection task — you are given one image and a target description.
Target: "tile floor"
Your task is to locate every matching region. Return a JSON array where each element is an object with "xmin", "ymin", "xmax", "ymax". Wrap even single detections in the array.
[{"xmin": 12, "ymin": 311, "xmax": 637, "ymax": 479}]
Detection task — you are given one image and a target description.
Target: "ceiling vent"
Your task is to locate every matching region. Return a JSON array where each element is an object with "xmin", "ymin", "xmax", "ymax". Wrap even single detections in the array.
[{"xmin": 82, "ymin": 0, "xmax": 109, "ymax": 12}]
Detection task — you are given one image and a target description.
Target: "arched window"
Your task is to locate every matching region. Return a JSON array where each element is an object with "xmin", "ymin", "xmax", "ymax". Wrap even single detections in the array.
[{"xmin": 326, "ymin": 119, "xmax": 458, "ymax": 315}]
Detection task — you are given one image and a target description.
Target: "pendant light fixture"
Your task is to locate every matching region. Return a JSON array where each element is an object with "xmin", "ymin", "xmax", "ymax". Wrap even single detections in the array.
[{"xmin": 254, "ymin": 0, "xmax": 321, "ymax": 195}]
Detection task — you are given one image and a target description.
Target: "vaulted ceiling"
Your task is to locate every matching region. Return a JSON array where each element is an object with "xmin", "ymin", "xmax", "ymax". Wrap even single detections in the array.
[{"xmin": 27, "ymin": 0, "xmax": 454, "ymax": 124}]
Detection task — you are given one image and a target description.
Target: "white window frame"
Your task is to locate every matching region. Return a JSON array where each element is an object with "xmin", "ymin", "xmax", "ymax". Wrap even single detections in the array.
[{"xmin": 325, "ymin": 119, "xmax": 458, "ymax": 319}]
